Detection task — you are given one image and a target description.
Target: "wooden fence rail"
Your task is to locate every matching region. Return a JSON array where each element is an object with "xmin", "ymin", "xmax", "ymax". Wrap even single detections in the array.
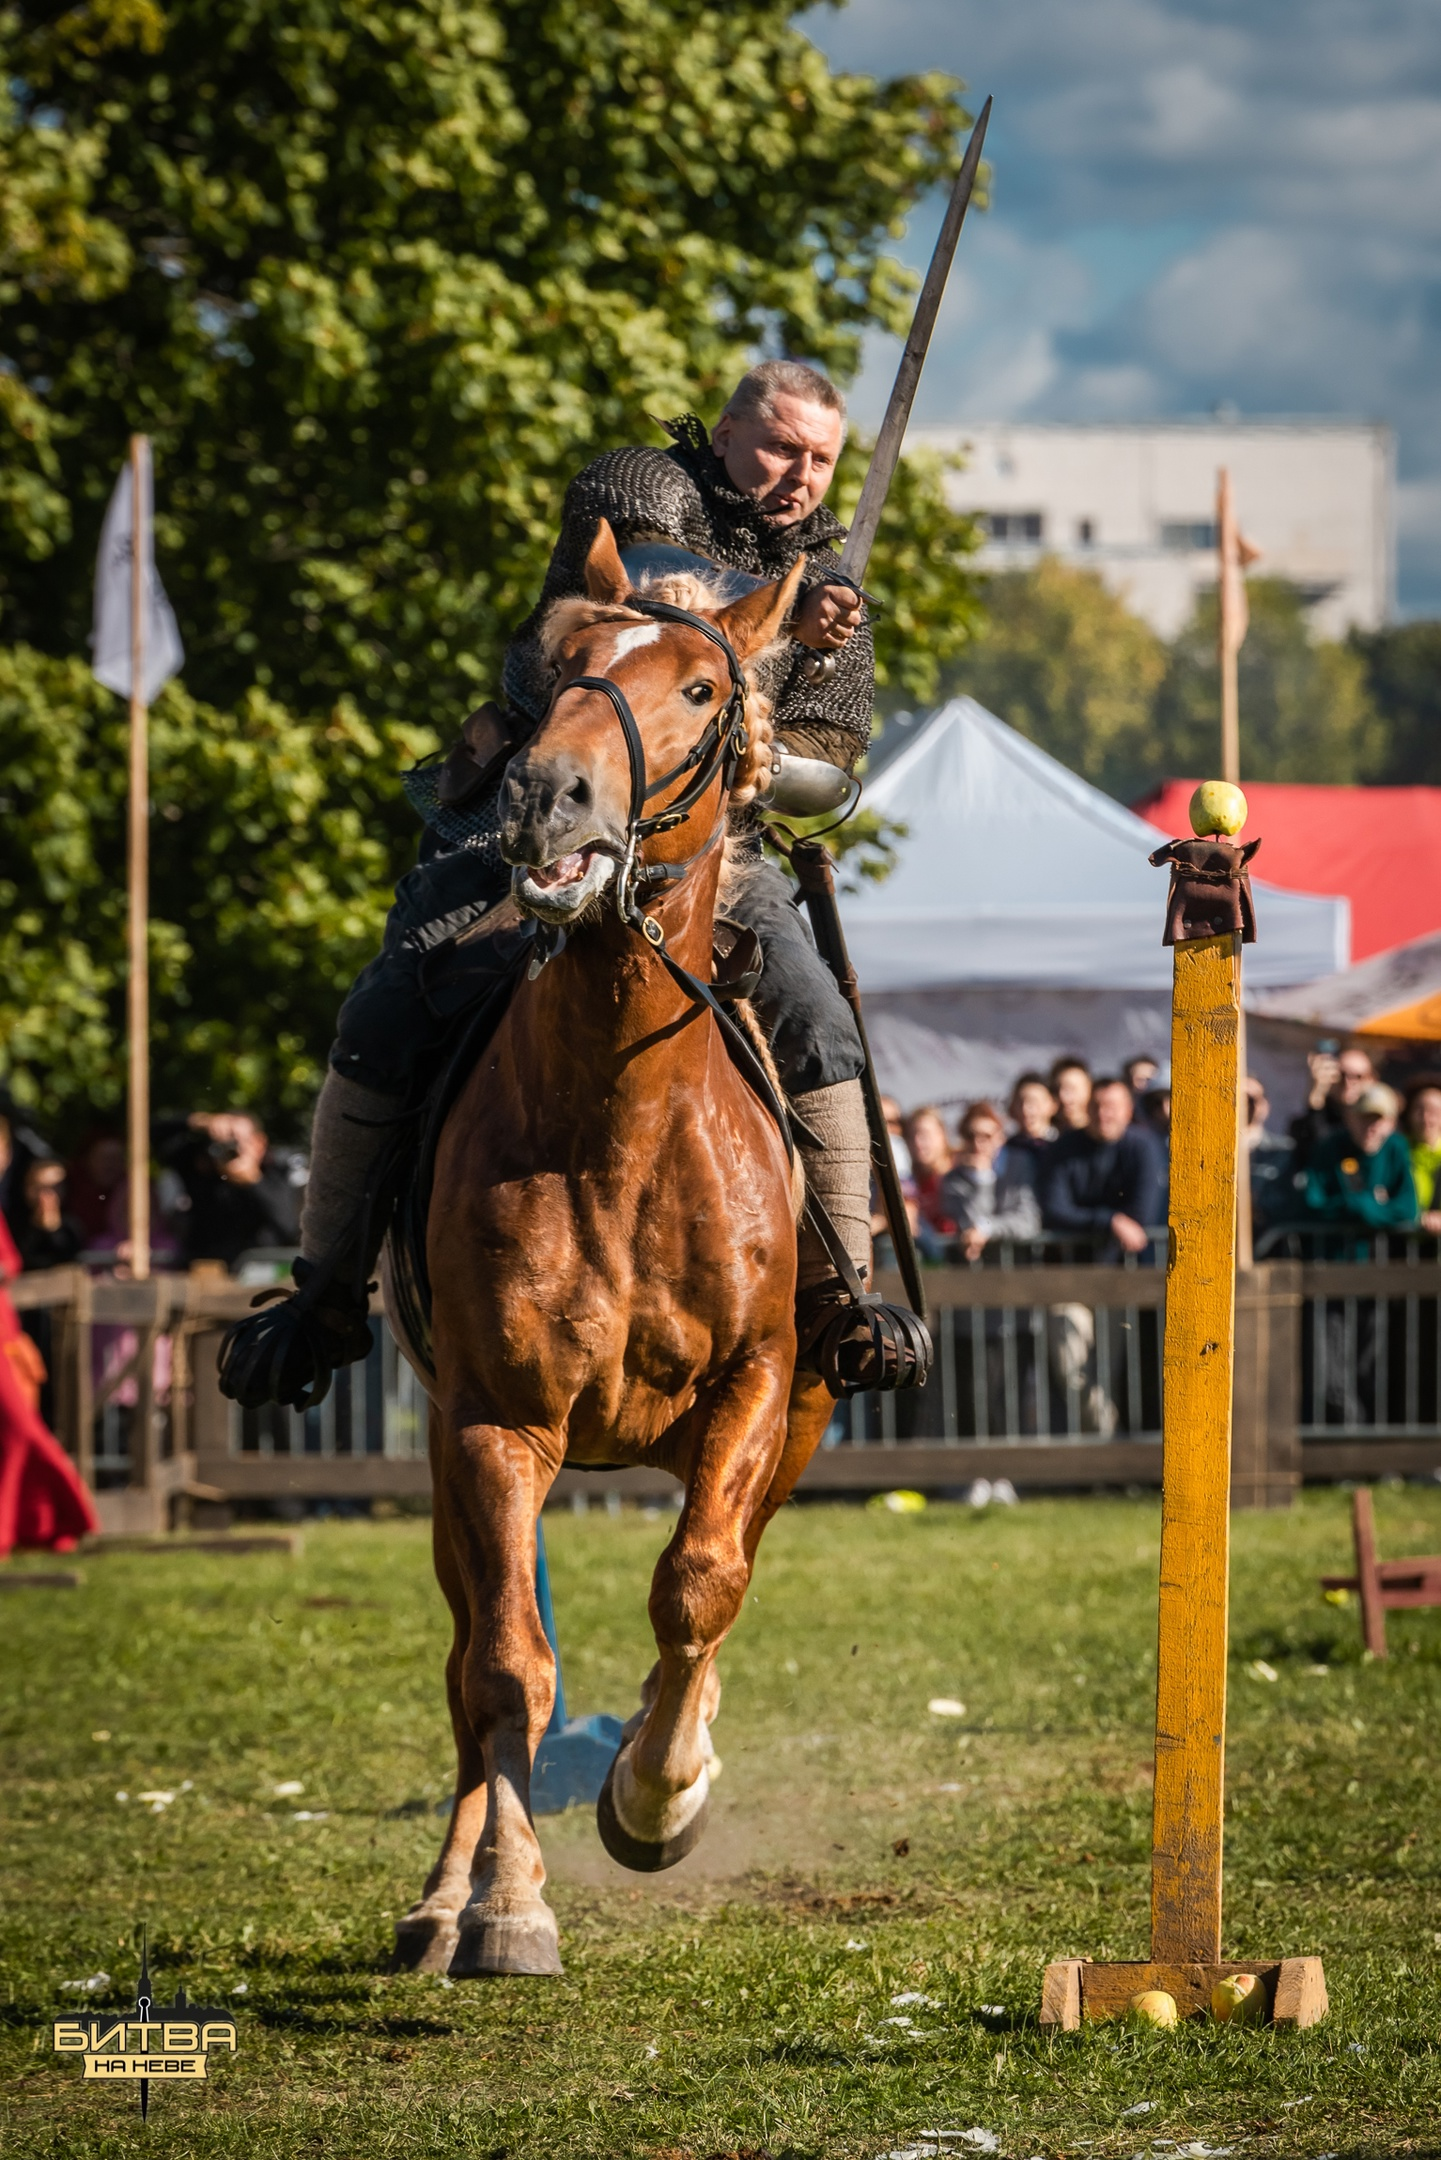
[{"xmin": 10, "ymin": 1258, "xmax": 1441, "ymax": 1532}]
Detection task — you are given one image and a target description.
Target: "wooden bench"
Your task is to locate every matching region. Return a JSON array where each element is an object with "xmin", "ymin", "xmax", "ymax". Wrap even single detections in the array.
[{"xmin": 1320, "ymin": 1486, "xmax": 1441, "ymax": 1658}]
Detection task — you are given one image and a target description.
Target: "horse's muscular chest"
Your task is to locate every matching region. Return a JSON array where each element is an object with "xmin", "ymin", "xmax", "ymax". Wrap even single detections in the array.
[{"xmin": 431, "ymin": 1095, "xmax": 793, "ymax": 1451}]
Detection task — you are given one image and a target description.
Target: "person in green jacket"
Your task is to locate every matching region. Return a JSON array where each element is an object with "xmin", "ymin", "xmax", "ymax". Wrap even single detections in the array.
[
  {"xmin": 1404, "ymin": 1083, "xmax": 1441, "ymax": 1234},
  {"xmin": 1305, "ymin": 1081, "xmax": 1418, "ymax": 1238}
]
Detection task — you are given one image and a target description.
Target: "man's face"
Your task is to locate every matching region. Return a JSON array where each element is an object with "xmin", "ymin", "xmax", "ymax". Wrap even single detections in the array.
[
  {"xmin": 1054, "ymin": 1066, "xmax": 1091, "ymax": 1125},
  {"xmin": 1090, "ymin": 1084, "xmax": 1134, "ymax": 1144},
  {"xmin": 1336, "ymin": 1051, "xmax": 1374, "ymax": 1104},
  {"xmin": 711, "ymin": 393, "xmax": 844, "ymax": 526},
  {"xmin": 1345, "ymin": 1105, "xmax": 1394, "ymax": 1156},
  {"xmin": 961, "ymin": 1115, "xmax": 1005, "ymax": 1167}
]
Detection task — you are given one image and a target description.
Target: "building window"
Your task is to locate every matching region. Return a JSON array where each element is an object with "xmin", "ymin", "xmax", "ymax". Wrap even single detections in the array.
[
  {"xmin": 1076, "ymin": 517, "xmax": 1095, "ymax": 545},
  {"xmin": 985, "ymin": 511, "xmax": 1044, "ymax": 542},
  {"xmin": 1160, "ymin": 520, "xmax": 1219, "ymax": 552}
]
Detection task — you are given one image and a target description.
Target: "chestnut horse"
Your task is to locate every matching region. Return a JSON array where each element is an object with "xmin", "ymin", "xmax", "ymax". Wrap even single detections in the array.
[{"xmin": 390, "ymin": 522, "xmax": 837, "ymax": 1978}]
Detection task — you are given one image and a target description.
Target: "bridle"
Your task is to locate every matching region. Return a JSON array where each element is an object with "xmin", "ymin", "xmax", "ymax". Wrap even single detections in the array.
[
  {"xmin": 538, "ymin": 594, "xmax": 794, "ymax": 1159},
  {"xmin": 550, "ymin": 595, "xmax": 751, "ymax": 945}
]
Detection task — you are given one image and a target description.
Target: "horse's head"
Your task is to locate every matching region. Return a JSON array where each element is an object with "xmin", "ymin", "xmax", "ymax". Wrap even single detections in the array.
[{"xmin": 501, "ymin": 520, "xmax": 804, "ymax": 926}]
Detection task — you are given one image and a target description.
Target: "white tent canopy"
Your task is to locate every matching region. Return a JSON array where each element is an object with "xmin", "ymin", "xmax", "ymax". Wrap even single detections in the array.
[
  {"xmin": 835, "ymin": 700, "xmax": 1349, "ymax": 1123},
  {"xmin": 841, "ymin": 699, "xmax": 1349, "ymax": 995}
]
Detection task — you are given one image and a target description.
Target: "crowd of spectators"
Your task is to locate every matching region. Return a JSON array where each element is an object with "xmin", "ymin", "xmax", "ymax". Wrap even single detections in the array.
[
  {"xmin": 4, "ymin": 1037, "xmax": 1440, "ymax": 1290},
  {"xmin": 876, "ymin": 1042, "xmax": 1441, "ymax": 1266},
  {"xmin": 0, "ymin": 1108, "xmax": 306, "ymax": 1280}
]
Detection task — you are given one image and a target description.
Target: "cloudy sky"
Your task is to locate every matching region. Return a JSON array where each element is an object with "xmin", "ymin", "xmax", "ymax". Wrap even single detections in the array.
[{"xmin": 800, "ymin": 0, "xmax": 1441, "ymax": 615}]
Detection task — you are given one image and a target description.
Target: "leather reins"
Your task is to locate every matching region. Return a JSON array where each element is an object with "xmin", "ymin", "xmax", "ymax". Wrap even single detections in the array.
[{"xmin": 544, "ymin": 597, "xmax": 795, "ymax": 1162}]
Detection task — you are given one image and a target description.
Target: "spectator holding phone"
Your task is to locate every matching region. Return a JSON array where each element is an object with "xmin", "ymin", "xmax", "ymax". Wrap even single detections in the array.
[{"xmin": 1290, "ymin": 1041, "xmax": 1375, "ymax": 1173}]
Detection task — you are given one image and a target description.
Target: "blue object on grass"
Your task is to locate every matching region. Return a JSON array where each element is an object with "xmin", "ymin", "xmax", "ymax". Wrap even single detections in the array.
[{"xmin": 530, "ymin": 1518, "xmax": 624, "ymax": 1815}]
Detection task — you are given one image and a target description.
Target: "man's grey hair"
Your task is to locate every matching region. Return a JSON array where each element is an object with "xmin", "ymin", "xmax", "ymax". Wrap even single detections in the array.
[{"xmin": 721, "ymin": 359, "xmax": 847, "ymax": 434}]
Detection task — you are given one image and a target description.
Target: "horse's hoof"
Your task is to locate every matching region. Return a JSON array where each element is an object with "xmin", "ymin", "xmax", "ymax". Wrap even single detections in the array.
[
  {"xmin": 389, "ymin": 1913, "xmax": 460, "ymax": 1974},
  {"xmin": 596, "ymin": 1756, "xmax": 710, "ymax": 1873},
  {"xmin": 448, "ymin": 1905, "xmax": 563, "ymax": 1978}
]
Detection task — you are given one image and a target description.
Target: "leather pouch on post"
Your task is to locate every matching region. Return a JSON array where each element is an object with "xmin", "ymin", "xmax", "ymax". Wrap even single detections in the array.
[{"xmin": 436, "ymin": 701, "xmax": 518, "ymax": 810}]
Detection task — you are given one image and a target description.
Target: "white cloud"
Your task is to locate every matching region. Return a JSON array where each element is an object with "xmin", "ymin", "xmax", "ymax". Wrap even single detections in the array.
[{"xmin": 801, "ymin": 0, "xmax": 1441, "ymax": 609}]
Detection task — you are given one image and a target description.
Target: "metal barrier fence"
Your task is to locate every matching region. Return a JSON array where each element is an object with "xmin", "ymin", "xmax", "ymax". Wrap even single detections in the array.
[
  {"xmin": 231, "ymin": 1327, "xmax": 428, "ymax": 1463},
  {"xmin": 835, "ymin": 1242, "xmax": 1166, "ymax": 1449},
  {"xmin": 10, "ymin": 1245, "xmax": 1441, "ymax": 1529}
]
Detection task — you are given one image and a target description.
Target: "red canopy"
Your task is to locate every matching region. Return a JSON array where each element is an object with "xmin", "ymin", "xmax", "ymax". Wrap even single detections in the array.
[{"xmin": 1133, "ymin": 781, "xmax": 1441, "ymax": 964}]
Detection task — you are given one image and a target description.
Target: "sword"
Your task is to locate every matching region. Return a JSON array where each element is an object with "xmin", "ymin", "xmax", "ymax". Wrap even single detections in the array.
[
  {"xmin": 789, "ymin": 96, "xmax": 992, "ymax": 1328},
  {"xmin": 828, "ymin": 92, "xmax": 992, "ymax": 602}
]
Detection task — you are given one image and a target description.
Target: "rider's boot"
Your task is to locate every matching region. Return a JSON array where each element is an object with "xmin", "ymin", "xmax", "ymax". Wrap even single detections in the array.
[
  {"xmin": 791, "ymin": 1077, "xmax": 932, "ymax": 1397},
  {"xmin": 217, "ymin": 1070, "xmax": 395, "ymax": 1410}
]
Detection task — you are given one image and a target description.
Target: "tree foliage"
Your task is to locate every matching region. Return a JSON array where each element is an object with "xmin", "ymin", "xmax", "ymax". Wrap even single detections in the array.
[
  {"xmin": 0, "ymin": 0, "xmax": 967, "ymax": 717},
  {"xmin": 948, "ymin": 560, "xmax": 1388, "ymax": 804},
  {"xmin": 1152, "ymin": 579, "xmax": 1384, "ymax": 789},
  {"xmin": 0, "ymin": 0, "xmax": 980, "ymax": 1132},
  {"xmin": 0, "ymin": 644, "xmax": 430, "ymax": 1126},
  {"xmin": 944, "ymin": 556, "xmax": 1168, "ymax": 800},
  {"xmin": 1350, "ymin": 620, "xmax": 1441, "ymax": 786}
]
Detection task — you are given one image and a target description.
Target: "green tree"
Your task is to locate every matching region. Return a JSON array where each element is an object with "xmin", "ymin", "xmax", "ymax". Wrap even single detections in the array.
[
  {"xmin": 0, "ymin": 0, "xmax": 966, "ymax": 716},
  {"xmin": 0, "ymin": 645, "xmax": 431, "ymax": 1127},
  {"xmin": 0, "ymin": 0, "xmax": 980, "ymax": 1131},
  {"xmin": 941, "ymin": 556, "xmax": 1168, "ymax": 800},
  {"xmin": 1350, "ymin": 620, "xmax": 1441, "ymax": 785},
  {"xmin": 1152, "ymin": 579, "xmax": 1384, "ymax": 787}
]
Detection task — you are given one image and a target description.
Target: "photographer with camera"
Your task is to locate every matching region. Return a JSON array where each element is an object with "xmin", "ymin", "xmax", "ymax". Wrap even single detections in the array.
[{"xmin": 156, "ymin": 1112, "xmax": 303, "ymax": 1272}]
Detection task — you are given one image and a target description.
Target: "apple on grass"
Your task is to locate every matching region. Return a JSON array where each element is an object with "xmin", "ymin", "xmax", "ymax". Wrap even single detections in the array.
[{"xmin": 1211, "ymin": 1971, "xmax": 1267, "ymax": 2024}]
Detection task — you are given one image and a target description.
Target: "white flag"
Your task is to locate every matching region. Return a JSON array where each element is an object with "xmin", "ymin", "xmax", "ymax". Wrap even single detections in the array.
[
  {"xmin": 91, "ymin": 441, "xmax": 185, "ymax": 702},
  {"xmin": 1216, "ymin": 466, "xmax": 1261, "ymax": 659}
]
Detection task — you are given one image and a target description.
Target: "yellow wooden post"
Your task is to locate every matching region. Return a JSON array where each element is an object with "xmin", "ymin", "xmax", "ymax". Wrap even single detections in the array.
[
  {"xmin": 1041, "ymin": 784, "xmax": 1327, "ymax": 2029},
  {"xmin": 1151, "ymin": 930, "xmax": 1240, "ymax": 1961}
]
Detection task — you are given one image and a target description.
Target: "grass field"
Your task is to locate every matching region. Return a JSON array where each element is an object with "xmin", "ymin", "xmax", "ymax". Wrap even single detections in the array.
[{"xmin": 4, "ymin": 1487, "xmax": 1441, "ymax": 2158}]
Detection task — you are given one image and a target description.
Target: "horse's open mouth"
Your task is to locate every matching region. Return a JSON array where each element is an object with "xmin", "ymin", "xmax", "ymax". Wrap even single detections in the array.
[
  {"xmin": 527, "ymin": 848, "xmax": 598, "ymax": 891},
  {"xmin": 512, "ymin": 847, "xmax": 616, "ymax": 925}
]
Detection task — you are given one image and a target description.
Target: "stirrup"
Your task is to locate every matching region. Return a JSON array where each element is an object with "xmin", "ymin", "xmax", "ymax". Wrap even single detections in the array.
[
  {"xmin": 795, "ymin": 1280, "xmax": 933, "ymax": 1399},
  {"xmin": 217, "ymin": 1257, "xmax": 374, "ymax": 1412}
]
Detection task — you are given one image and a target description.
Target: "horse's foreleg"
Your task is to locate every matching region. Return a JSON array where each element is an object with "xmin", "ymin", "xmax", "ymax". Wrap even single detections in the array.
[
  {"xmin": 442, "ymin": 1421, "xmax": 563, "ymax": 1979},
  {"xmin": 392, "ymin": 1406, "xmax": 490, "ymax": 1971},
  {"xmin": 747, "ymin": 1366, "xmax": 835, "ymax": 1561},
  {"xmin": 597, "ymin": 1352, "xmax": 790, "ymax": 1873}
]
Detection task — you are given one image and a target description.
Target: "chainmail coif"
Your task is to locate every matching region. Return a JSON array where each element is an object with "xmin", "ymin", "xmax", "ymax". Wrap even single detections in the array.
[{"xmin": 502, "ymin": 416, "xmax": 874, "ymax": 775}]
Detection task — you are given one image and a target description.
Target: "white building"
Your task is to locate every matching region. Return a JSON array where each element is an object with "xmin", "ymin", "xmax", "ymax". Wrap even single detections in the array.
[{"xmin": 910, "ymin": 418, "xmax": 1395, "ymax": 640}]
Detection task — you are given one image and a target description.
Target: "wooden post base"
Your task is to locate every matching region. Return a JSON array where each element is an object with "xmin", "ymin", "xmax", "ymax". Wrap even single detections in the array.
[{"xmin": 1040, "ymin": 1956, "xmax": 1327, "ymax": 2030}]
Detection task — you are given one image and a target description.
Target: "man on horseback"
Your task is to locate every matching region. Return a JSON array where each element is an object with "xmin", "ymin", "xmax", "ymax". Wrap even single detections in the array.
[{"xmin": 221, "ymin": 358, "xmax": 924, "ymax": 1410}]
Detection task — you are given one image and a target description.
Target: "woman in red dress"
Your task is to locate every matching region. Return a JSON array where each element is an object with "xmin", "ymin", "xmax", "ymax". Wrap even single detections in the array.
[{"xmin": 0, "ymin": 1209, "xmax": 98, "ymax": 1556}]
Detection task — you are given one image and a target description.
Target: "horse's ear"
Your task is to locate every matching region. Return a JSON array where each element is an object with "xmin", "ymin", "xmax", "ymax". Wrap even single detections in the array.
[
  {"xmin": 583, "ymin": 518, "xmax": 631, "ymax": 605},
  {"xmin": 715, "ymin": 557, "xmax": 807, "ymax": 662}
]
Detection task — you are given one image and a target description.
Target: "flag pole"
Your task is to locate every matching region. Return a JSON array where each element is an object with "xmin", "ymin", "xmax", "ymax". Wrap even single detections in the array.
[
  {"xmin": 1216, "ymin": 465, "xmax": 1253, "ymax": 1268},
  {"xmin": 1217, "ymin": 467, "xmax": 1240, "ymax": 788},
  {"xmin": 127, "ymin": 434, "xmax": 151, "ymax": 1283}
]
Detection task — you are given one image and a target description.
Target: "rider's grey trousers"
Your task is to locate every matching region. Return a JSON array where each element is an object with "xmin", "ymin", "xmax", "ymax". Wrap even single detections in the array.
[{"xmin": 330, "ymin": 846, "xmax": 865, "ymax": 1100}]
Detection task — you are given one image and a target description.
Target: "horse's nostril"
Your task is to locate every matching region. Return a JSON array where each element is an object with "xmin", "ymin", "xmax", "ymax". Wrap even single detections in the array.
[{"xmin": 563, "ymin": 777, "xmax": 591, "ymax": 809}]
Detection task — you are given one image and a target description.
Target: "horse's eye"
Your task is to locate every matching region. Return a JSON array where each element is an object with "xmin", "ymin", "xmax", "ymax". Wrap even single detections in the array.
[{"xmin": 684, "ymin": 681, "xmax": 713, "ymax": 705}]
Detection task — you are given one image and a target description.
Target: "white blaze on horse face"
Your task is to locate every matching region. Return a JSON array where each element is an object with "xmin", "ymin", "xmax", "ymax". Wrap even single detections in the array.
[{"xmin": 607, "ymin": 622, "xmax": 663, "ymax": 661}]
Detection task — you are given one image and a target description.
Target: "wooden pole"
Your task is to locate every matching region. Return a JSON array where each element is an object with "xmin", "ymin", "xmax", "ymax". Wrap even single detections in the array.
[
  {"xmin": 1042, "ymin": 827, "xmax": 1327, "ymax": 2026},
  {"xmin": 1217, "ymin": 467, "xmax": 1239, "ymax": 788},
  {"xmin": 1150, "ymin": 930, "xmax": 1241, "ymax": 1962},
  {"xmin": 1216, "ymin": 466, "xmax": 1254, "ymax": 1268},
  {"xmin": 127, "ymin": 434, "xmax": 151, "ymax": 1283}
]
